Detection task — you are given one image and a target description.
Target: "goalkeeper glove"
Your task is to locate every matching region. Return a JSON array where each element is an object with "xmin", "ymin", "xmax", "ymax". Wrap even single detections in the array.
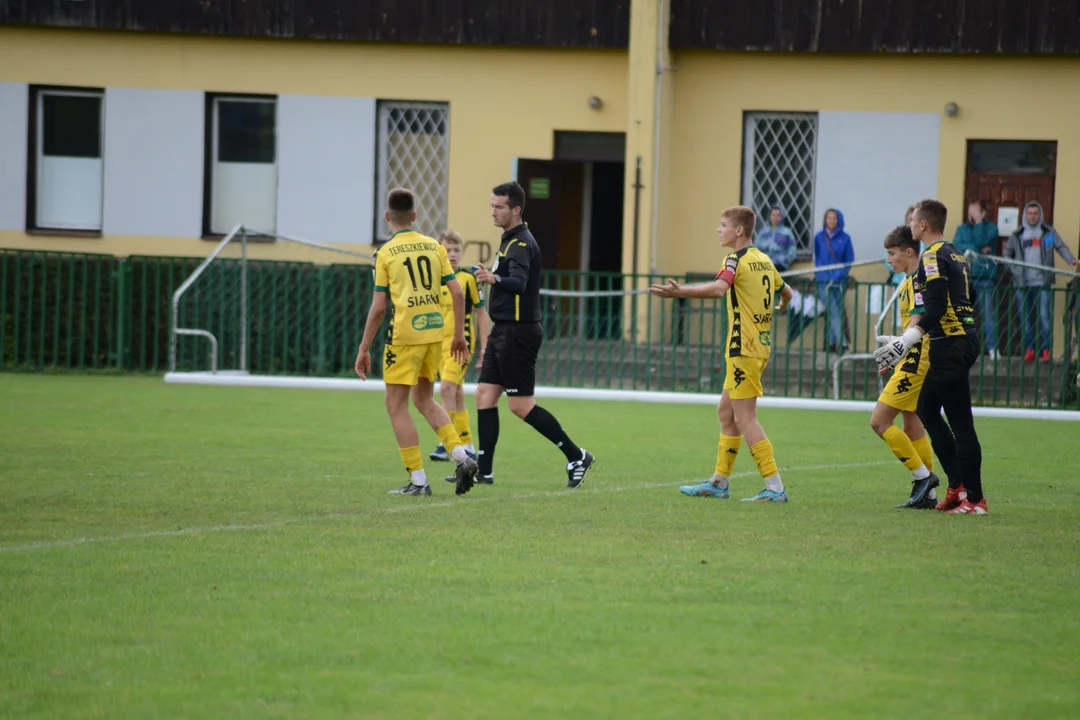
[{"xmin": 873, "ymin": 327, "xmax": 923, "ymax": 371}]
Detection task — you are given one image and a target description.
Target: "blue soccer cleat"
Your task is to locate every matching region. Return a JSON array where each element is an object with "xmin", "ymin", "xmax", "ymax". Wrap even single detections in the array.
[
  {"xmin": 679, "ymin": 481, "xmax": 730, "ymax": 499},
  {"xmin": 741, "ymin": 488, "xmax": 788, "ymax": 503}
]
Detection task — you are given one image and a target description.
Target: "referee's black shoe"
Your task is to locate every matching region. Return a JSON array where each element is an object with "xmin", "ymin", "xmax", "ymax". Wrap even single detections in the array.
[
  {"xmin": 454, "ymin": 456, "xmax": 480, "ymax": 496},
  {"xmin": 895, "ymin": 472, "xmax": 940, "ymax": 509},
  {"xmin": 566, "ymin": 450, "xmax": 595, "ymax": 489}
]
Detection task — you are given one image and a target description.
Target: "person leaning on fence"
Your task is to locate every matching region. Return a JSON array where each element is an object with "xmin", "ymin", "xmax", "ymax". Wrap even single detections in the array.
[
  {"xmin": 952, "ymin": 200, "xmax": 1001, "ymax": 359},
  {"xmin": 650, "ymin": 205, "xmax": 794, "ymax": 503},
  {"xmin": 354, "ymin": 188, "xmax": 480, "ymax": 496},
  {"xmin": 874, "ymin": 199, "xmax": 987, "ymax": 515},
  {"xmin": 813, "ymin": 208, "xmax": 854, "ymax": 353},
  {"xmin": 755, "ymin": 205, "xmax": 797, "ymax": 272},
  {"xmin": 871, "ymin": 225, "xmax": 940, "ymax": 510},
  {"xmin": 1003, "ymin": 201, "xmax": 1080, "ymax": 364},
  {"xmin": 458, "ymin": 181, "xmax": 595, "ymax": 496}
]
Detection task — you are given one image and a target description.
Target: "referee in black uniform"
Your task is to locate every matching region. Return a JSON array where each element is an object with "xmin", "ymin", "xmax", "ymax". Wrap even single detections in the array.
[{"xmin": 455, "ymin": 181, "xmax": 595, "ymax": 496}]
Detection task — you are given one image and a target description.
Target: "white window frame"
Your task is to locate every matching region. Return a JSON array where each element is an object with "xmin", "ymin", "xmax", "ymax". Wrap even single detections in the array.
[
  {"xmin": 208, "ymin": 95, "xmax": 278, "ymax": 236},
  {"xmin": 33, "ymin": 88, "xmax": 105, "ymax": 232}
]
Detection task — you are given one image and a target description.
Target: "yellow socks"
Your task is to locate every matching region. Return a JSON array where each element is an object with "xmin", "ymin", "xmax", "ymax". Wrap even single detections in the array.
[
  {"xmin": 451, "ymin": 410, "xmax": 473, "ymax": 446},
  {"xmin": 882, "ymin": 426, "xmax": 923, "ymax": 472},
  {"xmin": 714, "ymin": 435, "xmax": 742, "ymax": 483},
  {"xmin": 749, "ymin": 439, "xmax": 783, "ymax": 492},
  {"xmin": 911, "ymin": 434, "xmax": 934, "ymax": 472},
  {"xmin": 399, "ymin": 446, "xmax": 424, "ymax": 474},
  {"xmin": 435, "ymin": 423, "xmax": 463, "ymax": 456}
]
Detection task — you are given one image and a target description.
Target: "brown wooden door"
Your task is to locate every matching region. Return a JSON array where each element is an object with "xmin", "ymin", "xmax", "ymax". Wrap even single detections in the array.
[{"xmin": 967, "ymin": 172, "xmax": 1055, "ymax": 226}]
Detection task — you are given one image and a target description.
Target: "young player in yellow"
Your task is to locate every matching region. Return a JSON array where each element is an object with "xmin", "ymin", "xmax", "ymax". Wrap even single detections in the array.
[
  {"xmin": 649, "ymin": 205, "xmax": 794, "ymax": 502},
  {"xmin": 428, "ymin": 230, "xmax": 488, "ymax": 464},
  {"xmin": 871, "ymin": 226, "xmax": 941, "ymax": 509},
  {"xmin": 355, "ymin": 189, "xmax": 479, "ymax": 496}
]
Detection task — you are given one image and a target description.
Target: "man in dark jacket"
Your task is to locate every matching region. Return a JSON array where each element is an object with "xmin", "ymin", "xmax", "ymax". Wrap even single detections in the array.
[
  {"xmin": 952, "ymin": 200, "xmax": 1000, "ymax": 359},
  {"xmin": 1003, "ymin": 201, "xmax": 1079, "ymax": 363}
]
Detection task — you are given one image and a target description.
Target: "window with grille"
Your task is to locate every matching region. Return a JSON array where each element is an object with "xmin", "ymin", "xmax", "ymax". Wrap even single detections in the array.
[
  {"xmin": 375, "ymin": 101, "xmax": 450, "ymax": 243},
  {"xmin": 741, "ymin": 112, "xmax": 818, "ymax": 257}
]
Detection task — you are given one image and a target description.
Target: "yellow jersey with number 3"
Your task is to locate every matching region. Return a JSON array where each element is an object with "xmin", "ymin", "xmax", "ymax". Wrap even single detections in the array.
[
  {"xmin": 716, "ymin": 246, "xmax": 786, "ymax": 360},
  {"xmin": 374, "ymin": 229, "xmax": 456, "ymax": 346},
  {"xmin": 440, "ymin": 269, "xmax": 484, "ymax": 352}
]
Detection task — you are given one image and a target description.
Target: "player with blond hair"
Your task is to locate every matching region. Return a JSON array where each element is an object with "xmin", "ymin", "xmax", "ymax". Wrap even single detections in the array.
[
  {"xmin": 650, "ymin": 205, "xmax": 794, "ymax": 502},
  {"xmin": 428, "ymin": 229, "xmax": 488, "ymax": 466}
]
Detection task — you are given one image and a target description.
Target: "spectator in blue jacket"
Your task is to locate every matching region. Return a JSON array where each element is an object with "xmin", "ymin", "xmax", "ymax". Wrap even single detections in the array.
[
  {"xmin": 952, "ymin": 200, "xmax": 1000, "ymax": 358},
  {"xmin": 756, "ymin": 206, "xmax": 797, "ymax": 272},
  {"xmin": 813, "ymin": 208, "xmax": 854, "ymax": 352}
]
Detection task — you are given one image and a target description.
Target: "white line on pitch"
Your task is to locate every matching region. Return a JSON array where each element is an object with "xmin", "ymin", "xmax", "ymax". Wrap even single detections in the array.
[{"xmin": 0, "ymin": 460, "xmax": 892, "ymax": 553}]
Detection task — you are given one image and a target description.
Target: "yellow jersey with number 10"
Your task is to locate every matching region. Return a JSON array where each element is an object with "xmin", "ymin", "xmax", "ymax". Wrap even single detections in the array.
[{"xmin": 374, "ymin": 229, "xmax": 456, "ymax": 346}]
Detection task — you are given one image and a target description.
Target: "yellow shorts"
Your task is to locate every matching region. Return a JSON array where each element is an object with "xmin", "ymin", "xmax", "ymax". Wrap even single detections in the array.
[
  {"xmin": 439, "ymin": 341, "xmax": 474, "ymax": 386},
  {"xmin": 723, "ymin": 356, "xmax": 767, "ymax": 399},
  {"xmin": 879, "ymin": 369, "xmax": 924, "ymax": 413},
  {"xmin": 383, "ymin": 342, "xmax": 441, "ymax": 386}
]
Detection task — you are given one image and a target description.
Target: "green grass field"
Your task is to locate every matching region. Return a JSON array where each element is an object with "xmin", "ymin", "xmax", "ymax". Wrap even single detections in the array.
[{"xmin": 1, "ymin": 374, "xmax": 1078, "ymax": 719}]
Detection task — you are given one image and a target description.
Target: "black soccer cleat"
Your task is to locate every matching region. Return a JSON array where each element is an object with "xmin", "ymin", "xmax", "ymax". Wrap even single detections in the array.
[
  {"xmin": 389, "ymin": 483, "xmax": 432, "ymax": 496},
  {"xmin": 429, "ymin": 444, "xmax": 450, "ymax": 462},
  {"xmin": 909, "ymin": 494, "xmax": 938, "ymax": 510},
  {"xmin": 894, "ymin": 472, "xmax": 940, "ymax": 508},
  {"xmin": 445, "ymin": 472, "xmax": 493, "ymax": 485},
  {"xmin": 565, "ymin": 450, "xmax": 595, "ymax": 489},
  {"xmin": 454, "ymin": 457, "xmax": 480, "ymax": 496}
]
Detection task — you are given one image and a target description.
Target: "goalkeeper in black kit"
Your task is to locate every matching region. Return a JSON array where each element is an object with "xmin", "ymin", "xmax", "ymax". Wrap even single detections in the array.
[{"xmin": 874, "ymin": 199, "xmax": 987, "ymax": 515}]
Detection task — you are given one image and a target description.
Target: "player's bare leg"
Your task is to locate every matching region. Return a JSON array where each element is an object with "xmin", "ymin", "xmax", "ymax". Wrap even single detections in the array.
[
  {"xmin": 431, "ymin": 379, "xmax": 471, "ymax": 461},
  {"xmin": 732, "ymin": 397, "xmax": 787, "ymax": 503},
  {"xmin": 411, "ymin": 379, "xmax": 476, "ymax": 488},
  {"xmin": 385, "ymin": 383, "xmax": 430, "ymax": 495},
  {"xmin": 870, "ymin": 402, "xmax": 939, "ymax": 508}
]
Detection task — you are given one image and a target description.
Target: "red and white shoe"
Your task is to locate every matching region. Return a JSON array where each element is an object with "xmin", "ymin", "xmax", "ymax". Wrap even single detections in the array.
[
  {"xmin": 935, "ymin": 485, "xmax": 967, "ymax": 512},
  {"xmin": 948, "ymin": 498, "xmax": 988, "ymax": 515}
]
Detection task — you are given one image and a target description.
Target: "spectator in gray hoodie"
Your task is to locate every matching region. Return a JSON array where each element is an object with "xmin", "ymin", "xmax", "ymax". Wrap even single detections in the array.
[
  {"xmin": 756, "ymin": 206, "xmax": 797, "ymax": 272},
  {"xmin": 1003, "ymin": 201, "xmax": 1079, "ymax": 363}
]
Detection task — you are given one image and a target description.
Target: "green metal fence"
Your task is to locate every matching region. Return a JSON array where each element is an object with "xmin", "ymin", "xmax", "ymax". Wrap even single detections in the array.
[{"xmin": 2, "ymin": 248, "xmax": 1078, "ymax": 409}]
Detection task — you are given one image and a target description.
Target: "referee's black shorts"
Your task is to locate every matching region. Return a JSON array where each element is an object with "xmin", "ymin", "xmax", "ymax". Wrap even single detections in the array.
[{"xmin": 478, "ymin": 322, "xmax": 542, "ymax": 396}]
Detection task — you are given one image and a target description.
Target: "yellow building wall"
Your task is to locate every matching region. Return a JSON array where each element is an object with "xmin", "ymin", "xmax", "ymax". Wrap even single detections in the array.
[
  {"xmin": 666, "ymin": 52, "xmax": 1080, "ymax": 280},
  {"xmin": 0, "ymin": 27, "xmax": 627, "ymax": 262}
]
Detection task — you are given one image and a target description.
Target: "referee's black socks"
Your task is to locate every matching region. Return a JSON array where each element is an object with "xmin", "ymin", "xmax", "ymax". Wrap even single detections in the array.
[
  {"xmin": 477, "ymin": 407, "xmax": 499, "ymax": 476},
  {"xmin": 524, "ymin": 406, "xmax": 582, "ymax": 463}
]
